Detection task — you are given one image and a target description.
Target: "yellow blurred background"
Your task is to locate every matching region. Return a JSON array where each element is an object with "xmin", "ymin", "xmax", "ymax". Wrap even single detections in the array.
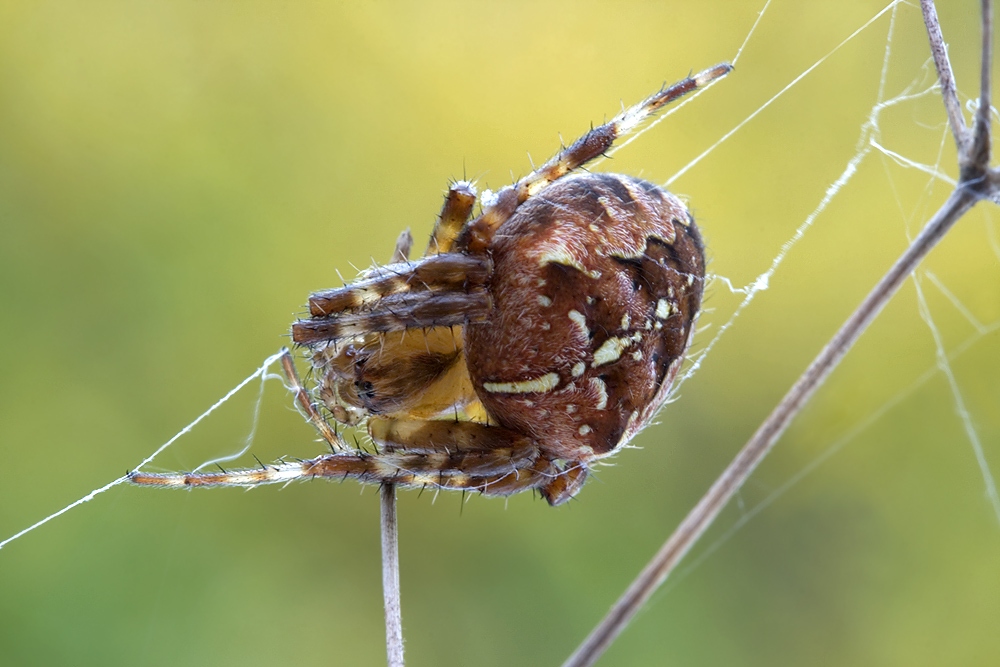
[{"xmin": 1, "ymin": 1, "xmax": 997, "ymax": 665}]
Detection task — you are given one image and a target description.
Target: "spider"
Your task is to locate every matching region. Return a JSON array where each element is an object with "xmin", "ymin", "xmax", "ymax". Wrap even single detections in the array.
[{"xmin": 129, "ymin": 62, "xmax": 732, "ymax": 506}]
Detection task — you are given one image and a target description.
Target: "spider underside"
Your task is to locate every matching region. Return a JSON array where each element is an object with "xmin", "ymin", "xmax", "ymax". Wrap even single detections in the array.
[{"xmin": 130, "ymin": 63, "xmax": 731, "ymax": 505}]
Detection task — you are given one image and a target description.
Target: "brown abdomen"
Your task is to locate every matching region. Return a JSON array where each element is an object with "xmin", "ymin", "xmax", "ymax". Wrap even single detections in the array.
[{"xmin": 464, "ymin": 173, "xmax": 704, "ymax": 461}]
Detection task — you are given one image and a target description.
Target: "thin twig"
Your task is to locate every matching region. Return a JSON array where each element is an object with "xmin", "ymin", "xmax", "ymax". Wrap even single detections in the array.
[
  {"xmin": 562, "ymin": 3, "xmax": 995, "ymax": 666},
  {"xmin": 971, "ymin": 0, "xmax": 993, "ymax": 169},
  {"xmin": 564, "ymin": 187, "xmax": 979, "ymax": 667},
  {"xmin": 381, "ymin": 483, "xmax": 404, "ymax": 667},
  {"xmin": 921, "ymin": 0, "xmax": 969, "ymax": 151}
]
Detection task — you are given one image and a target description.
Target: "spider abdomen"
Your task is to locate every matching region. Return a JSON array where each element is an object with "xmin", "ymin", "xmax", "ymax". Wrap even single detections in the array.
[{"xmin": 465, "ymin": 173, "xmax": 704, "ymax": 462}]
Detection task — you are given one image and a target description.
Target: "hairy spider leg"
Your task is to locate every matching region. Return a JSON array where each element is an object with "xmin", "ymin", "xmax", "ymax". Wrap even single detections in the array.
[
  {"xmin": 460, "ymin": 62, "xmax": 732, "ymax": 253},
  {"xmin": 278, "ymin": 348, "xmax": 347, "ymax": 452},
  {"xmin": 304, "ymin": 178, "xmax": 485, "ymax": 324},
  {"xmin": 426, "ymin": 181, "xmax": 477, "ymax": 255},
  {"xmin": 304, "ymin": 253, "xmax": 492, "ymax": 318},
  {"xmin": 304, "ymin": 207, "xmax": 489, "ymax": 425},
  {"xmin": 129, "ymin": 417, "xmax": 586, "ymax": 505},
  {"xmin": 292, "ymin": 252, "xmax": 493, "ymax": 347},
  {"xmin": 292, "ymin": 288, "xmax": 490, "ymax": 345},
  {"xmin": 368, "ymin": 418, "xmax": 588, "ymax": 505},
  {"xmin": 128, "ymin": 453, "xmax": 582, "ymax": 505}
]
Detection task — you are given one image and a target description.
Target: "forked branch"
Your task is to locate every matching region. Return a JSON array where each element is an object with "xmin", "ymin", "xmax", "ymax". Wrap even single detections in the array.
[{"xmin": 562, "ymin": 2, "xmax": 997, "ymax": 665}]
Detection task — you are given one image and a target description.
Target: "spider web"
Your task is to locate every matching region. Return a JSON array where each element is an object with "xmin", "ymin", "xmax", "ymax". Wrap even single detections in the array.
[
  {"xmin": 650, "ymin": 0, "xmax": 1000, "ymax": 596},
  {"xmin": 649, "ymin": 26, "xmax": 1000, "ymax": 651},
  {"xmin": 1, "ymin": 0, "xmax": 996, "ymax": 556},
  {"xmin": 671, "ymin": 0, "xmax": 1000, "ymax": 518},
  {"xmin": 1, "ymin": 2, "xmax": 998, "ymax": 662}
]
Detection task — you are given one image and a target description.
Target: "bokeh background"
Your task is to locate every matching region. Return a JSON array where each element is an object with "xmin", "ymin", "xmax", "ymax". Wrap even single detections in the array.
[{"xmin": 1, "ymin": 1, "xmax": 998, "ymax": 665}]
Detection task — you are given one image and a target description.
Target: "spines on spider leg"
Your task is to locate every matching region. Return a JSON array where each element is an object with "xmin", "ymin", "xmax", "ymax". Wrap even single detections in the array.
[
  {"xmin": 128, "ymin": 455, "xmax": 391, "ymax": 489},
  {"xmin": 426, "ymin": 181, "xmax": 477, "ymax": 255},
  {"xmin": 129, "ymin": 452, "xmax": 588, "ymax": 504},
  {"xmin": 305, "ymin": 253, "xmax": 491, "ymax": 317},
  {"xmin": 611, "ymin": 63, "xmax": 732, "ymax": 138},
  {"xmin": 524, "ymin": 63, "xmax": 731, "ymax": 195},
  {"xmin": 370, "ymin": 418, "xmax": 589, "ymax": 504},
  {"xmin": 460, "ymin": 63, "xmax": 731, "ymax": 253},
  {"xmin": 302, "ymin": 450, "xmax": 541, "ymax": 486},
  {"xmin": 366, "ymin": 419, "xmax": 543, "ymax": 479},
  {"xmin": 424, "ymin": 458, "xmax": 588, "ymax": 503},
  {"xmin": 127, "ymin": 459, "xmax": 334, "ymax": 488},
  {"xmin": 292, "ymin": 289, "xmax": 491, "ymax": 345},
  {"xmin": 130, "ymin": 449, "xmax": 538, "ymax": 491},
  {"xmin": 278, "ymin": 348, "xmax": 346, "ymax": 452}
]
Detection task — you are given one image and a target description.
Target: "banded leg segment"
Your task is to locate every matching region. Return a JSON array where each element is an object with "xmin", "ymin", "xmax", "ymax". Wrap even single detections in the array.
[
  {"xmin": 366, "ymin": 417, "xmax": 590, "ymax": 504},
  {"xmin": 460, "ymin": 63, "xmax": 732, "ymax": 253},
  {"xmin": 304, "ymin": 253, "xmax": 491, "ymax": 318},
  {"xmin": 128, "ymin": 416, "xmax": 589, "ymax": 505},
  {"xmin": 279, "ymin": 348, "xmax": 347, "ymax": 452},
  {"xmin": 292, "ymin": 252, "xmax": 493, "ymax": 346},
  {"xmin": 293, "ymin": 290, "xmax": 490, "ymax": 345},
  {"xmin": 128, "ymin": 451, "xmax": 587, "ymax": 505},
  {"xmin": 426, "ymin": 181, "xmax": 477, "ymax": 255}
]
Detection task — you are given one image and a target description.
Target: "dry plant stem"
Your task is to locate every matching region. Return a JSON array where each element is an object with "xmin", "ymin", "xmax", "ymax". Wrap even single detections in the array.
[
  {"xmin": 563, "ymin": 187, "xmax": 979, "ymax": 667},
  {"xmin": 973, "ymin": 0, "xmax": 993, "ymax": 169},
  {"xmin": 921, "ymin": 0, "xmax": 969, "ymax": 150},
  {"xmin": 380, "ymin": 483, "xmax": 404, "ymax": 667},
  {"xmin": 562, "ymin": 2, "xmax": 995, "ymax": 666}
]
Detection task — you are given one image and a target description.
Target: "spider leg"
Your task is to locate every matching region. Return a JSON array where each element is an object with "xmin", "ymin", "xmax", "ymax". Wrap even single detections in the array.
[
  {"xmin": 293, "ymin": 289, "xmax": 490, "ymax": 345},
  {"xmin": 127, "ymin": 454, "xmax": 582, "ymax": 504},
  {"xmin": 129, "ymin": 417, "xmax": 588, "ymax": 505},
  {"xmin": 292, "ymin": 253, "xmax": 492, "ymax": 346},
  {"xmin": 303, "ymin": 229, "xmax": 485, "ymax": 422},
  {"xmin": 278, "ymin": 348, "xmax": 347, "ymax": 452},
  {"xmin": 425, "ymin": 181, "xmax": 477, "ymax": 256},
  {"xmin": 459, "ymin": 62, "xmax": 732, "ymax": 253},
  {"xmin": 303, "ymin": 252, "xmax": 491, "ymax": 317},
  {"xmin": 367, "ymin": 417, "xmax": 589, "ymax": 505}
]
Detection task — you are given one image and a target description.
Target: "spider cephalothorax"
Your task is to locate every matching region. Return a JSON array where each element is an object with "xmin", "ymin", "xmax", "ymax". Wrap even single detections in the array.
[{"xmin": 130, "ymin": 63, "xmax": 730, "ymax": 505}]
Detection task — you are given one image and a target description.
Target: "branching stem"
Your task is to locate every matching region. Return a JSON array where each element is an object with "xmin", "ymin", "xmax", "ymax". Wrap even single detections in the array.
[{"xmin": 562, "ymin": 2, "xmax": 996, "ymax": 665}]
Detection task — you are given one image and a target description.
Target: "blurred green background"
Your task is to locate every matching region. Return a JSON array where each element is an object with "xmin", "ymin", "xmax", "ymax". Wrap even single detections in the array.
[{"xmin": 1, "ymin": 1, "xmax": 998, "ymax": 665}]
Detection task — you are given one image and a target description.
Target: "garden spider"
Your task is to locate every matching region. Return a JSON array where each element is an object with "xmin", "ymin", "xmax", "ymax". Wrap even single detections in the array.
[{"xmin": 129, "ymin": 62, "xmax": 732, "ymax": 505}]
